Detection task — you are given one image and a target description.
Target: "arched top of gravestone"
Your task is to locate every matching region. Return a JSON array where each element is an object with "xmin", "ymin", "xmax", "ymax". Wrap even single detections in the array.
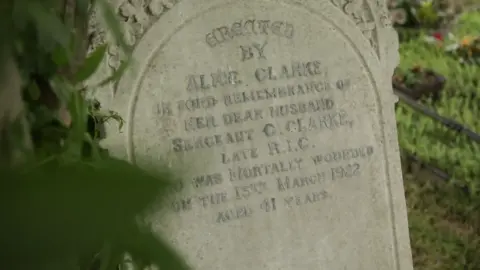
[
  {"xmin": 90, "ymin": 0, "xmax": 398, "ymax": 99},
  {"xmin": 104, "ymin": 0, "xmax": 396, "ymax": 158}
]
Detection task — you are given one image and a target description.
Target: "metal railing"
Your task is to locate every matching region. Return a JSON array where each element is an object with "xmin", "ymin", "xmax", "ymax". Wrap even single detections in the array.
[
  {"xmin": 393, "ymin": 85, "xmax": 480, "ymax": 187},
  {"xmin": 394, "ymin": 84, "xmax": 480, "ymax": 143}
]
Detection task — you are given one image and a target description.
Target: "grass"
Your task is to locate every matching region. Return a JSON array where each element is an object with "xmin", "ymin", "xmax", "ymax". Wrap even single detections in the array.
[
  {"xmin": 396, "ymin": 10, "xmax": 480, "ymax": 270},
  {"xmin": 403, "ymin": 166, "xmax": 480, "ymax": 269}
]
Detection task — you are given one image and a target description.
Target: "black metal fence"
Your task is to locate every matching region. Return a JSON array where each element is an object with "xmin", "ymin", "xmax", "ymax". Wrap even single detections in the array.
[{"xmin": 393, "ymin": 86, "xmax": 480, "ymax": 185}]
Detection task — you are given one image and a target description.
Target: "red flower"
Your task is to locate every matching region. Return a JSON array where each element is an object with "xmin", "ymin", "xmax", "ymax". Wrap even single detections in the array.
[{"xmin": 432, "ymin": 32, "xmax": 443, "ymax": 41}]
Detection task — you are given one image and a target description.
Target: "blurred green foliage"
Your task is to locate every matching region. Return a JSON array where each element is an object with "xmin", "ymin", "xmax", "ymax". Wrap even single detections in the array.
[
  {"xmin": 396, "ymin": 9, "xmax": 480, "ymax": 270},
  {"xmin": 0, "ymin": 1, "xmax": 190, "ymax": 270},
  {"xmin": 1, "ymin": 158, "xmax": 190, "ymax": 270},
  {"xmin": 396, "ymin": 20, "xmax": 480, "ymax": 194}
]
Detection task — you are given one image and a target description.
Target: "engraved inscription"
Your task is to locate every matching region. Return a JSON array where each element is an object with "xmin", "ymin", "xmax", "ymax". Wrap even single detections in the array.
[
  {"xmin": 206, "ymin": 19, "xmax": 294, "ymax": 48},
  {"xmin": 260, "ymin": 197, "xmax": 277, "ymax": 212},
  {"xmin": 262, "ymin": 123, "xmax": 277, "ymax": 137},
  {"xmin": 284, "ymin": 110, "xmax": 353, "ymax": 133},
  {"xmin": 216, "ymin": 205, "xmax": 253, "ymax": 223},
  {"xmin": 156, "ymin": 102, "xmax": 174, "ymax": 117},
  {"xmin": 229, "ymin": 157, "xmax": 303, "ymax": 182},
  {"xmin": 277, "ymin": 172, "xmax": 327, "ymax": 192},
  {"xmin": 158, "ymin": 17, "xmax": 376, "ymax": 226},
  {"xmin": 221, "ymin": 148, "xmax": 259, "ymax": 164},
  {"xmin": 184, "ymin": 115, "xmax": 219, "ymax": 132},
  {"xmin": 311, "ymin": 146, "xmax": 374, "ymax": 165},
  {"xmin": 223, "ymin": 109, "xmax": 264, "ymax": 126},
  {"xmin": 269, "ymin": 99, "xmax": 334, "ymax": 119},
  {"xmin": 267, "ymin": 137, "xmax": 311, "ymax": 156},
  {"xmin": 186, "ymin": 70, "xmax": 242, "ymax": 92},
  {"xmin": 240, "ymin": 41, "xmax": 268, "ymax": 61},
  {"xmin": 198, "ymin": 192, "xmax": 228, "ymax": 208},
  {"xmin": 192, "ymin": 173, "xmax": 223, "ymax": 189},
  {"xmin": 223, "ymin": 81, "xmax": 330, "ymax": 107},
  {"xmin": 284, "ymin": 190, "xmax": 329, "ymax": 208},
  {"xmin": 331, "ymin": 163, "xmax": 361, "ymax": 180},
  {"xmin": 235, "ymin": 181, "xmax": 268, "ymax": 200},
  {"xmin": 171, "ymin": 197, "xmax": 193, "ymax": 213},
  {"xmin": 177, "ymin": 96, "xmax": 218, "ymax": 112},
  {"xmin": 255, "ymin": 61, "xmax": 324, "ymax": 82},
  {"xmin": 172, "ymin": 129, "xmax": 254, "ymax": 152}
]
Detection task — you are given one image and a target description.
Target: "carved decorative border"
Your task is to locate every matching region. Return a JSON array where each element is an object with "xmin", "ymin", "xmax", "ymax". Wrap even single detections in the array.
[
  {"xmin": 107, "ymin": 0, "xmax": 179, "ymax": 70},
  {"xmin": 87, "ymin": 0, "xmax": 180, "ymax": 94},
  {"xmin": 90, "ymin": 0, "xmax": 393, "ymax": 89},
  {"xmin": 332, "ymin": 0, "xmax": 394, "ymax": 57},
  {"xmin": 331, "ymin": 0, "xmax": 378, "ymax": 56}
]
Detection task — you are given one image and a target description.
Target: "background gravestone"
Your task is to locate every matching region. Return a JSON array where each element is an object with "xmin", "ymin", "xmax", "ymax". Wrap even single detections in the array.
[{"xmin": 90, "ymin": 0, "xmax": 414, "ymax": 269}]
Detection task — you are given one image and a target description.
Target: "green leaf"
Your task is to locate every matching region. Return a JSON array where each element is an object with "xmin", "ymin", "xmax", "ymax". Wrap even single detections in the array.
[
  {"xmin": 51, "ymin": 46, "xmax": 71, "ymax": 68},
  {"xmin": 117, "ymin": 227, "xmax": 191, "ymax": 270},
  {"xmin": 97, "ymin": 58, "xmax": 130, "ymax": 88},
  {"xmin": 74, "ymin": 44, "xmax": 108, "ymax": 83},
  {"xmin": 0, "ymin": 158, "xmax": 189, "ymax": 270},
  {"xmin": 27, "ymin": 81, "xmax": 41, "ymax": 101},
  {"xmin": 63, "ymin": 91, "xmax": 89, "ymax": 160},
  {"xmin": 27, "ymin": 2, "xmax": 71, "ymax": 50},
  {"xmin": 77, "ymin": 0, "xmax": 92, "ymax": 18},
  {"xmin": 97, "ymin": 0, "xmax": 129, "ymax": 53}
]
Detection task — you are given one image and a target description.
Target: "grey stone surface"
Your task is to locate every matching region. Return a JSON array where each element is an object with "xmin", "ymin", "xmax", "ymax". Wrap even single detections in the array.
[{"xmin": 90, "ymin": 0, "xmax": 413, "ymax": 269}]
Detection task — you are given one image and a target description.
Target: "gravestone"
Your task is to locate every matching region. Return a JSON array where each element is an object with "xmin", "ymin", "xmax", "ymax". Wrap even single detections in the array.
[{"xmin": 89, "ymin": 0, "xmax": 414, "ymax": 269}]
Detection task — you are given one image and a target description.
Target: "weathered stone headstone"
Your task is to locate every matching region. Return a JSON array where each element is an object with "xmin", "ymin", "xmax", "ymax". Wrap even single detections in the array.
[{"xmin": 91, "ymin": 0, "xmax": 413, "ymax": 269}]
